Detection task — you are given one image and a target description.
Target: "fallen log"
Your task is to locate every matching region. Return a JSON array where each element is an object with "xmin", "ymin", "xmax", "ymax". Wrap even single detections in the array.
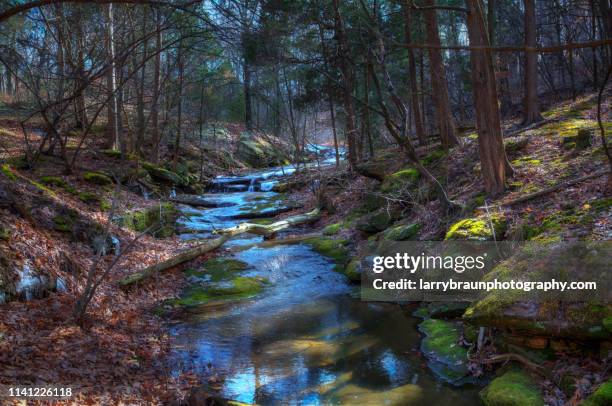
[
  {"xmin": 482, "ymin": 169, "xmax": 610, "ymax": 208},
  {"xmin": 118, "ymin": 235, "xmax": 230, "ymax": 287},
  {"xmin": 118, "ymin": 208, "xmax": 321, "ymax": 286},
  {"xmin": 214, "ymin": 208, "xmax": 321, "ymax": 237}
]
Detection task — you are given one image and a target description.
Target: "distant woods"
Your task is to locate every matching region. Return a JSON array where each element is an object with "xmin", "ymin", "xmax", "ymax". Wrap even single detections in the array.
[{"xmin": 0, "ymin": 0, "xmax": 610, "ymax": 195}]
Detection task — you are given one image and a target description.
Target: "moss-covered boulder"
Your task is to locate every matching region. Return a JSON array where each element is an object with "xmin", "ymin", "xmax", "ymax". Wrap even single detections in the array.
[
  {"xmin": 185, "ymin": 258, "xmax": 250, "ymax": 282},
  {"xmin": 171, "ymin": 276, "xmax": 268, "ymax": 308},
  {"xmin": 121, "ymin": 203, "xmax": 179, "ymax": 238},
  {"xmin": 383, "ymin": 223, "xmax": 420, "ymax": 241},
  {"xmin": 445, "ymin": 216, "xmax": 506, "ymax": 241},
  {"xmin": 236, "ymin": 134, "xmax": 284, "ymax": 168},
  {"xmin": 83, "ymin": 171, "xmax": 112, "ymax": 185},
  {"xmin": 463, "ymin": 242, "xmax": 611, "ymax": 340},
  {"xmin": 581, "ymin": 379, "xmax": 612, "ymax": 406},
  {"xmin": 480, "ymin": 370, "xmax": 544, "ymax": 406},
  {"xmin": 418, "ymin": 319, "xmax": 469, "ymax": 383},
  {"xmin": 342, "ymin": 258, "xmax": 362, "ymax": 283},
  {"xmin": 142, "ymin": 162, "xmax": 183, "ymax": 185},
  {"xmin": 356, "ymin": 209, "xmax": 400, "ymax": 234},
  {"xmin": 381, "ymin": 168, "xmax": 419, "ymax": 194}
]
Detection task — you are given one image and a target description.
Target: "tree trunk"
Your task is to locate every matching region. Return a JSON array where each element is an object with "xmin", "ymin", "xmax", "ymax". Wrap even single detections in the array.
[
  {"xmin": 402, "ymin": 1, "xmax": 426, "ymax": 145},
  {"xmin": 424, "ymin": 0, "xmax": 459, "ymax": 149},
  {"xmin": 243, "ymin": 45, "xmax": 253, "ymax": 131},
  {"xmin": 332, "ymin": 0, "xmax": 358, "ymax": 169},
  {"xmin": 105, "ymin": 3, "xmax": 120, "ymax": 150},
  {"xmin": 172, "ymin": 42, "xmax": 184, "ymax": 171},
  {"xmin": 466, "ymin": 0, "xmax": 508, "ymax": 196},
  {"xmin": 150, "ymin": 8, "xmax": 162, "ymax": 162},
  {"xmin": 523, "ymin": 0, "xmax": 543, "ymax": 124}
]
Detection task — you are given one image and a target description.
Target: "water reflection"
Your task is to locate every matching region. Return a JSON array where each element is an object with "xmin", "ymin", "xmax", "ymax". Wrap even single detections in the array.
[{"xmin": 170, "ymin": 245, "xmax": 480, "ymax": 405}]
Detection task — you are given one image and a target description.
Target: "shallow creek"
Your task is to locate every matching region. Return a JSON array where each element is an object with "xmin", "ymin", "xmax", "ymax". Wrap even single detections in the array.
[{"xmin": 170, "ymin": 153, "xmax": 480, "ymax": 405}]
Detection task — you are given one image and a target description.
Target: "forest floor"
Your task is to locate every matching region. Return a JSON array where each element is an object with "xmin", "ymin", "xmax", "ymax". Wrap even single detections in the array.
[{"xmin": 0, "ymin": 92, "xmax": 610, "ymax": 404}]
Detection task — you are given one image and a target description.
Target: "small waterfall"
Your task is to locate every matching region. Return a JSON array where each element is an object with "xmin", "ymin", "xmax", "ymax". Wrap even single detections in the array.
[
  {"xmin": 260, "ymin": 181, "xmax": 277, "ymax": 192},
  {"xmin": 247, "ymin": 178, "xmax": 256, "ymax": 192}
]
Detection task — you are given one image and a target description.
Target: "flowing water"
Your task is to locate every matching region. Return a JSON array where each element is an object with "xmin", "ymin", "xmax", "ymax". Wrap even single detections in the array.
[{"xmin": 170, "ymin": 147, "xmax": 480, "ymax": 405}]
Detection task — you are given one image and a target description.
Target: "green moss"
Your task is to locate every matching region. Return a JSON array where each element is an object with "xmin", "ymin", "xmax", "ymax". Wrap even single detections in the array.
[
  {"xmin": 581, "ymin": 380, "xmax": 612, "ymax": 406},
  {"xmin": 383, "ymin": 223, "xmax": 420, "ymax": 241},
  {"xmin": 0, "ymin": 225, "xmax": 10, "ymax": 240},
  {"xmin": 322, "ymin": 222, "xmax": 342, "ymax": 236},
  {"xmin": 419, "ymin": 319, "xmax": 469, "ymax": 382},
  {"xmin": 1, "ymin": 164, "xmax": 17, "ymax": 181},
  {"xmin": 419, "ymin": 319, "xmax": 467, "ymax": 364},
  {"xmin": 445, "ymin": 216, "xmax": 506, "ymax": 241},
  {"xmin": 342, "ymin": 259, "xmax": 362, "ymax": 283},
  {"xmin": 142, "ymin": 162, "xmax": 183, "ymax": 185},
  {"xmin": 303, "ymin": 237, "xmax": 350, "ymax": 274},
  {"xmin": 248, "ymin": 218, "xmax": 275, "ymax": 225},
  {"xmin": 480, "ymin": 370, "xmax": 544, "ymax": 406},
  {"xmin": 78, "ymin": 191, "xmax": 100, "ymax": 203},
  {"xmin": 381, "ymin": 168, "xmax": 420, "ymax": 193},
  {"xmin": 52, "ymin": 215, "xmax": 74, "ymax": 232},
  {"xmin": 172, "ymin": 276, "xmax": 267, "ymax": 307},
  {"xmin": 422, "ymin": 149, "xmax": 447, "ymax": 166},
  {"xmin": 511, "ymin": 156, "xmax": 541, "ymax": 168},
  {"xmin": 121, "ymin": 203, "xmax": 179, "ymax": 237},
  {"xmin": 39, "ymin": 176, "xmax": 67, "ymax": 188},
  {"xmin": 187, "ymin": 258, "xmax": 250, "ymax": 282},
  {"xmin": 83, "ymin": 171, "xmax": 112, "ymax": 185},
  {"xmin": 356, "ymin": 209, "xmax": 399, "ymax": 233}
]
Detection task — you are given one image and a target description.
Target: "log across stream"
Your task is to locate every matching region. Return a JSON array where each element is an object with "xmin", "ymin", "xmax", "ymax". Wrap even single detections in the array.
[{"xmin": 165, "ymin": 161, "xmax": 481, "ymax": 405}]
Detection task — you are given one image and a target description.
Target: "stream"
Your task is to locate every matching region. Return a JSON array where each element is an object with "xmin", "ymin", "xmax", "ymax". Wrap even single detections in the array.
[{"xmin": 169, "ymin": 148, "xmax": 480, "ymax": 405}]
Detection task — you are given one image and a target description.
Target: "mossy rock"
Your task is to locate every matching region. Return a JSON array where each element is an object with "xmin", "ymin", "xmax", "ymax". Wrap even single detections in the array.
[
  {"xmin": 142, "ymin": 162, "xmax": 183, "ymax": 185},
  {"xmin": 355, "ymin": 209, "xmax": 400, "ymax": 234},
  {"xmin": 185, "ymin": 258, "xmax": 250, "ymax": 282},
  {"xmin": 419, "ymin": 319, "xmax": 469, "ymax": 383},
  {"xmin": 83, "ymin": 171, "xmax": 112, "ymax": 185},
  {"xmin": 445, "ymin": 216, "xmax": 506, "ymax": 241},
  {"xmin": 171, "ymin": 276, "xmax": 268, "ymax": 308},
  {"xmin": 236, "ymin": 135, "xmax": 283, "ymax": 168},
  {"xmin": 383, "ymin": 223, "xmax": 420, "ymax": 241},
  {"xmin": 463, "ymin": 242, "xmax": 612, "ymax": 340},
  {"xmin": 303, "ymin": 237, "xmax": 350, "ymax": 275},
  {"xmin": 581, "ymin": 379, "xmax": 612, "ymax": 406},
  {"xmin": 121, "ymin": 203, "xmax": 179, "ymax": 238},
  {"xmin": 342, "ymin": 258, "xmax": 362, "ymax": 283},
  {"xmin": 480, "ymin": 370, "xmax": 544, "ymax": 406},
  {"xmin": 40, "ymin": 176, "xmax": 68, "ymax": 188},
  {"xmin": 381, "ymin": 168, "xmax": 419, "ymax": 194},
  {"xmin": 322, "ymin": 222, "xmax": 342, "ymax": 236}
]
